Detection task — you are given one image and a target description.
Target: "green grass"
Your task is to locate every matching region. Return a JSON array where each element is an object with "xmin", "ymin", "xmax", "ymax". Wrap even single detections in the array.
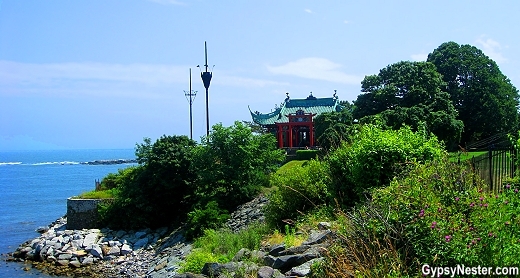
[
  {"xmin": 75, "ymin": 189, "xmax": 117, "ymax": 199},
  {"xmin": 449, "ymin": 151, "xmax": 487, "ymax": 162},
  {"xmin": 179, "ymin": 223, "xmax": 271, "ymax": 273},
  {"xmin": 276, "ymin": 160, "xmax": 307, "ymax": 175}
]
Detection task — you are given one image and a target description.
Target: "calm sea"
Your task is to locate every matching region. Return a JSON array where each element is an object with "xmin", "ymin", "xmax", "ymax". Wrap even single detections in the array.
[{"xmin": 0, "ymin": 149, "xmax": 136, "ymax": 277}]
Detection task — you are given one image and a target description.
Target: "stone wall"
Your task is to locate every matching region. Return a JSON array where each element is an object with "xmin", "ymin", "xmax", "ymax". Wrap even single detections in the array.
[{"xmin": 66, "ymin": 198, "xmax": 111, "ymax": 230}]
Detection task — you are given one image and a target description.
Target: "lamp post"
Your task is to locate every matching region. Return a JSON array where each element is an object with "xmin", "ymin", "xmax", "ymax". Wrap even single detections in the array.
[{"xmin": 184, "ymin": 68, "xmax": 197, "ymax": 140}]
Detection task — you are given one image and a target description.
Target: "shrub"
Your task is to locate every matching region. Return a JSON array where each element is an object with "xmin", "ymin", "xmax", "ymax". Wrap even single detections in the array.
[
  {"xmin": 295, "ymin": 150, "xmax": 320, "ymax": 160},
  {"xmin": 185, "ymin": 201, "xmax": 230, "ymax": 240},
  {"xmin": 265, "ymin": 159, "xmax": 331, "ymax": 229},
  {"xmin": 180, "ymin": 224, "xmax": 270, "ymax": 273},
  {"xmin": 192, "ymin": 121, "xmax": 285, "ymax": 212},
  {"xmin": 100, "ymin": 135, "xmax": 198, "ymax": 229},
  {"xmin": 326, "ymin": 124, "xmax": 444, "ymax": 207},
  {"xmin": 345, "ymin": 158, "xmax": 520, "ymax": 276}
]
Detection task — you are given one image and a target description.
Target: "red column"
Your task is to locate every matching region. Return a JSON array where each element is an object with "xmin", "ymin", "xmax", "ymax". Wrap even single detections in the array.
[
  {"xmin": 277, "ymin": 125, "xmax": 283, "ymax": 148},
  {"xmin": 309, "ymin": 123, "xmax": 314, "ymax": 147},
  {"xmin": 288, "ymin": 125, "xmax": 293, "ymax": 148}
]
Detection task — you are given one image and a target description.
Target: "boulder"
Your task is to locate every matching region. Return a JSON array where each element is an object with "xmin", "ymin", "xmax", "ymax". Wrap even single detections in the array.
[
  {"xmin": 302, "ymin": 230, "xmax": 332, "ymax": 245},
  {"xmin": 285, "ymin": 257, "xmax": 324, "ymax": 277},
  {"xmin": 121, "ymin": 244, "xmax": 133, "ymax": 255},
  {"xmin": 257, "ymin": 266, "xmax": 274, "ymax": 278}
]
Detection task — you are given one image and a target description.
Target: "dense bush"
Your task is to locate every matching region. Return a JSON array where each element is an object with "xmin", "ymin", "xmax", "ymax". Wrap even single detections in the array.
[
  {"xmin": 265, "ymin": 159, "xmax": 331, "ymax": 229},
  {"xmin": 185, "ymin": 201, "xmax": 230, "ymax": 240},
  {"xmin": 367, "ymin": 158, "xmax": 520, "ymax": 273},
  {"xmin": 326, "ymin": 124, "xmax": 444, "ymax": 206},
  {"xmin": 100, "ymin": 135, "xmax": 198, "ymax": 229},
  {"xmin": 192, "ymin": 121, "xmax": 284, "ymax": 212}
]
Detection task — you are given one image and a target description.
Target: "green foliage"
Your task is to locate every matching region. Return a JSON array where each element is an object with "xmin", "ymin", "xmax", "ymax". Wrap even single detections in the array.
[
  {"xmin": 99, "ymin": 167, "xmax": 137, "ymax": 190},
  {"xmin": 314, "ymin": 103, "xmax": 355, "ymax": 150},
  {"xmin": 295, "ymin": 150, "xmax": 319, "ymax": 160},
  {"xmin": 179, "ymin": 249, "xmax": 220, "ymax": 274},
  {"xmin": 326, "ymin": 125, "xmax": 444, "ymax": 207},
  {"xmin": 354, "ymin": 61, "xmax": 464, "ymax": 148},
  {"xmin": 76, "ymin": 188, "xmax": 117, "ymax": 199},
  {"xmin": 180, "ymin": 224, "xmax": 270, "ymax": 273},
  {"xmin": 185, "ymin": 201, "xmax": 230, "ymax": 240},
  {"xmin": 427, "ymin": 41, "xmax": 519, "ymax": 145},
  {"xmin": 265, "ymin": 159, "xmax": 331, "ymax": 229},
  {"xmin": 100, "ymin": 135, "xmax": 198, "ymax": 229},
  {"xmin": 192, "ymin": 121, "xmax": 285, "ymax": 212},
  {"xmin": 369, "ymin": 158, "xmax": 520, "ymax": 271}
]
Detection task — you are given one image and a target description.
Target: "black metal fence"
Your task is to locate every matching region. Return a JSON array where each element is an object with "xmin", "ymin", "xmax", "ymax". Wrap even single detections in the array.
[{"xmin": 469, "ymin": 147, "xmax": 517, "ymax": 193}]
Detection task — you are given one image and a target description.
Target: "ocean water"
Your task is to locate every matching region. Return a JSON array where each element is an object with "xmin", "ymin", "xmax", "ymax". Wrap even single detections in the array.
[{"xmin": 0, "ymin": 149, "xmax": 136, "ymax": 277}]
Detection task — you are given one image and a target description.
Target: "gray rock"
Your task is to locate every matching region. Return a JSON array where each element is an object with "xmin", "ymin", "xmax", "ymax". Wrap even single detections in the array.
[
  {"xmin": 81, "ymin": 257, "xmax": 95, "ymax": 265},
  {"xmin": 57, "ymin": 253, "xmax": 73, "ymax": 260},
  {"xmin": 121, "ymin": 244, "xmax": 133, "ymax": 255},
  {"xmin": 286, "ymin": 257, "xmax": 324, "ymax": 277},
  {"xmin": 318, "ymin": 222, "xmax": 331, "ymax": 230},
  {"xmin": 135, "ymin": 231, "xmax": 148, "ymax": 239},
  {"xmin": 56, "ymin": 260, "xmax": 69, "ymax": 266},
  {"xmin": 272, "ymin": 253, "xmax": 319, "ymax": 271},
  {"xmin": 263, "ymin": 255, "xmax": 276, "ymax": 267},
  {"xmin": 46, "ymin": 256, "xmax": 57, "ymax": 263},
  {"xmin": 106, "ymin": 246, "xmax": 121, "ymax": 256},
  {"xmin": 83, "ymin": 232, "xmax": 99, "ymax": 247},
  {"xmin": 69, "ymin": 260, "xmax": 82, "ymax": 268},
  {"xmin": 232, "ymin": 248, "xmax": 251, "ymax": 262},
  {"xmin": 134, "ymin": 237, "xmax": 149, "ymax": 249},
  {"xmin": 257, "ymin": 266, "xmax": 274, "ymax": 278},
  {"xmin": 303, "ymin": 230, "xmax": 332, "ymax": 245},
  {"xmin": 277, "ymin": 245, "xmax": 311, "ymax": 256},
  {"xmin": 88, "ymin": 244, "xmax": 103, "ymax": 259},
  {"xmin": 268, "ymin": 244, "xmax": 285, "ymax": 256}
]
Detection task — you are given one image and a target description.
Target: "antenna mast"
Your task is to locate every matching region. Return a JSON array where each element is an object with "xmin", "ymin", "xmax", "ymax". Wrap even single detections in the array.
[
  {"xmin": 200, "ymin": 41, "xmax": 213, "ymax": 140},
  {"xmin": 184, "ymin": 68, "xmax": 197, "ymax": 140}
]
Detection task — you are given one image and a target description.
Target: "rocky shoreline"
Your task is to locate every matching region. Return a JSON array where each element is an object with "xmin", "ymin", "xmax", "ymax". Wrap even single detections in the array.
[{"xmin": 3, "ymin": 196, "xmax": 338, "ymax": 277}]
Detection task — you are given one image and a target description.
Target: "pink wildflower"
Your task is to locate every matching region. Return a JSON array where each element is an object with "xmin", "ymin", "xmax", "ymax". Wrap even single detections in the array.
[{"xmin": 445, "ymin": 235, "xmax": 452, "ymax": 242}]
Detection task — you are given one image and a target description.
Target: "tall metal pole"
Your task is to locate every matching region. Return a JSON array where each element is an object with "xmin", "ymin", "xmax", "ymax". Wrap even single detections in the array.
[
  {"xmin": 200, "ymin": 41, "xmax": 212, "ymax": 140},
  {"xmin": 184, "ymin": 68, "xmax": 197, "ymax": 140}
]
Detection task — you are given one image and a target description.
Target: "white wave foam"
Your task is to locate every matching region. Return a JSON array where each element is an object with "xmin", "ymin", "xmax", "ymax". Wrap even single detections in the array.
[
  {"xmin": 33, "ymin": 161, "xmax": 80, "ymax": 165},
  {"xmin": 0, "ymin": 162, "xmax": 22, "ymax": 166}
]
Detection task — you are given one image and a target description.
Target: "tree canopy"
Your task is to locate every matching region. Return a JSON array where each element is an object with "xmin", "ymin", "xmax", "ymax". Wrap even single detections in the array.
[
  {"xmin": 192, "ymin": 121, "xmax": 285, "ymax": 212},
  {"xmin": 353, "ymin": 61, "xmax": 464, "ymax": 147},
  {"xmin": 314, "ymin": 101, "xmax": 354, "ymax": 150},
  {"xmin": 427, "ymin": 41, "xmax": 519, "ymax": 145}
]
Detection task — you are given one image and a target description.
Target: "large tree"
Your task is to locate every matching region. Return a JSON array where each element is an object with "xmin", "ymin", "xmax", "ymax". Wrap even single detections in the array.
[
  {"xmin": 314, "ymin": 101, "xmax": 354, "ymax": 150},
  {"xmin": 353, "ymin": 61, "xmax": 464, "ymax": 147},
  {"xmin": 427, "ymin": 41, "xmax": 519, "ymax": 145}
]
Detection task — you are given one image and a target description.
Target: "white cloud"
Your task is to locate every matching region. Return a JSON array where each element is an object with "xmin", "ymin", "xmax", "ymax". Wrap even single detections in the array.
[
  {"xmin": 216, "ymin": 76, "xmax": 289, "ymax": 88},
  {"xmin": 343, "ymin": 20, "xmax": 349, "ymax": 24},
  {"xmin": 411, "ymin": 53, "xmax": 428, "ymax": 61},
  {"xmin": 0, "ymin": 61, "xmax": 288, "ymax": 98},
  {"xmin": 475, "ymin": 36, "xmax": 507, "ymax": 64},
  {"xmin": 0, "ymin": 60, "xmax": 186, "ymax": 85},
  {"xmin": 266, "ymin": 57, "xmax": 362, "ymax": 85},
  {"xmin": 146, "ymin": 0, "xmax": 185, "ymax": 5},
  {"xmin": 304, "ymin": 9, "xmax": 313, "ymax": 14}
]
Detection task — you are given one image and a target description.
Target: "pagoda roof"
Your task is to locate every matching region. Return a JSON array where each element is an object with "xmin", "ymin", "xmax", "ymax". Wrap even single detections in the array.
[{"xmin": 249, "ymin": 94, "xmax": 343, "ymax": 125}]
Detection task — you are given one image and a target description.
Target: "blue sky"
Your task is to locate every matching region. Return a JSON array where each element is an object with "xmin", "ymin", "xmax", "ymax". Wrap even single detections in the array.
[{"xmin": 1, "ymin": 0, "xmax": 519, "ymax": 150}]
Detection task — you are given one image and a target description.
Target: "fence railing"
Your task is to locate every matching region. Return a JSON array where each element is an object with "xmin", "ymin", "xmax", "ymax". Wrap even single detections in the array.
[{"xmin": 469, "ymin": 146, "xmax": 517, "ymax": 193}]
